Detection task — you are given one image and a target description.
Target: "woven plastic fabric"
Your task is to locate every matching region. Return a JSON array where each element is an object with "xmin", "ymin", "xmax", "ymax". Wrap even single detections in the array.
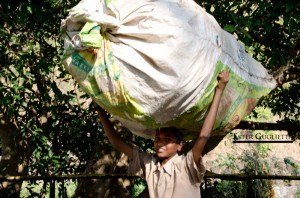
[{"xmin": 61, "ymin": 0, "xmax": 276, "ymax": 138}]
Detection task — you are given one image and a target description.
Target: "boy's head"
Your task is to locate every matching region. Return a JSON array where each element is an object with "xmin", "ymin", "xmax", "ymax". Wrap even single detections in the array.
[{"xmin": 153, "ymin": 127, "xmax": 184, "ymax": 159}]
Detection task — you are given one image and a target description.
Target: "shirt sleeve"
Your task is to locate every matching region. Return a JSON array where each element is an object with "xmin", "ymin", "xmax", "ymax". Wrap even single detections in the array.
[
  {"xmin": 183, "ymin": 150, "xmax": 206, "ymax": 186},
  {"xmin": 128, "ymin": 146, "xmax": 153, "ymax": 179}
]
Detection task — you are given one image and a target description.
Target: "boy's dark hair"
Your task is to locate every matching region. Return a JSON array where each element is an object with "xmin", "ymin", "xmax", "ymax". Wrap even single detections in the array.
[{"xmin": 156, "ymin": 127, "xmax": 184, "ymax": 143}]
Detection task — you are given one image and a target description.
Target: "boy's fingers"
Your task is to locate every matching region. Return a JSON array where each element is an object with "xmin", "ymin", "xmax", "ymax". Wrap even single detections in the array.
[
  {"xmin": 220, "ymin": 70, "xmax": 229, "ymax": 76},
  {"xmin": 218, "ymin": 71, "xmax": 230, "ymax": 82}
]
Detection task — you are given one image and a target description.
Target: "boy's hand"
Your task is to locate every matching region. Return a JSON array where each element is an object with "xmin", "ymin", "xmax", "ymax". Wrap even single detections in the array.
[{"xmin": 216, "ymin": 71, "xmax": 230, "ymax": 91}]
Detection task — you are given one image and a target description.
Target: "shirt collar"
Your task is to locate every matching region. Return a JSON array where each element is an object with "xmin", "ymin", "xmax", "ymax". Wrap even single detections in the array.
[{"xmin": 155, "ymin": 154, "xmax": 179, "ymax": 176}]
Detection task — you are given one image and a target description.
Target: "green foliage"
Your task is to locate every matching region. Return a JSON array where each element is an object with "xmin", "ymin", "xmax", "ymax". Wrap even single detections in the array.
[
  {"xmin": 284, "ymin": 157, "xmax": 300, "ymax": 175},
  {"xmin": 0, "ymin": 0, "xmax": 103, "ymax": 177},
  {"xmin": 204, "ymin": 145, "xmax": 274, "ymax": 197},
  {"xmin": 296, "ymin": 187, "xmax": 300, "ymax": 198},
  {"xmin": 202, "ymin": 179, "xmax": 247, "ymax": 198},
  {"xmin": 262, "ymin": 81, "xmax": 300, "ymax": 139},
  {"xmin": 198, "ymin": 0, "xmax": 299, "ymax": 70},
  {"xmin": 215, "ymin": 153, "xmax": 240, "ymax": 172},
  {"xmin": 131, "ymin": 178, "xmax": 147, "ymax": 198},
  {"xmin": 246, "ymin": 106, "xmax": 273, "ymax": 122},
  {"xmin": 20, "ymin": 180, "xmax": 76, "ymax": 198}
]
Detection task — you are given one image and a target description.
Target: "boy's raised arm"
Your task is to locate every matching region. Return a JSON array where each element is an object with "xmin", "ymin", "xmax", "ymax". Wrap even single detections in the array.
[
  {"xmin": 192, "ymin": 71, "xmax": 229, "ymax": 164},
  {"xmin": 97, "ymin": 108, "xmax": 133, "ymax": 159}
]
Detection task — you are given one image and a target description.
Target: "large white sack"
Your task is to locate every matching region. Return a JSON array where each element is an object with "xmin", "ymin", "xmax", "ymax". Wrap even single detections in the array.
[{"xmin": 61, "ymin": 0, "xmax": 276, "ymax": 139}]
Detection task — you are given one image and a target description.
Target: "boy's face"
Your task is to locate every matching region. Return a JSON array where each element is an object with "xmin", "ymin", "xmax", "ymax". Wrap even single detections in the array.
[{"xmin": 154, "ymin": 129, "xmax": 183, "ymax": 159}]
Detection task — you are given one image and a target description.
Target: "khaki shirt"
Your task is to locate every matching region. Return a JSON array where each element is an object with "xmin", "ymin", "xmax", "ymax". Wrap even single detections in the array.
[{"xmin": 129, "ymin": 147, "xmax": 206, "ymax": 198}]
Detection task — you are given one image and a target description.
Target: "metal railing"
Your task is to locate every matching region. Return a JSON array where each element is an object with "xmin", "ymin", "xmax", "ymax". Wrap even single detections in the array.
[
  {"xmin": 0, "ymin": 173, "xmax": 299, "ymax": 182},
  {"xmin": 1, "ymin": 173, "xmax": 299, "ymax": 197}
]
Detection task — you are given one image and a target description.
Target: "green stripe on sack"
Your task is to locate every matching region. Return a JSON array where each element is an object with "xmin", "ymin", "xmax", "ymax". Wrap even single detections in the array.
[
  {"xmin": 71, "ymin": 53, "xmax": 92, "ymax": 73},
  {"xmin": 79, "ymin": 22, "xmax": 103, "ymax": 48}
]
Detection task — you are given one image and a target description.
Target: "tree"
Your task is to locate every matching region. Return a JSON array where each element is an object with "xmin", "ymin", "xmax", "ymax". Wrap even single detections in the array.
[
  {"xmin": 0, "ymin": 0, "xmax": 299, "ymax": 197},
  {"xmin": 0, "ymin": 0, "xmax": 106, "ymax": 196}
]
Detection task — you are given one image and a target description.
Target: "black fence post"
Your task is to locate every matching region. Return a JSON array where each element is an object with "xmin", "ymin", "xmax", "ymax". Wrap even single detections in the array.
[
  {"xmin": 50, "ymin": 180, "xmax": 55, "ymax": 198},
  {"xmin": 62, "ymin": 179, "xmax": 67, "ymax": 198}
]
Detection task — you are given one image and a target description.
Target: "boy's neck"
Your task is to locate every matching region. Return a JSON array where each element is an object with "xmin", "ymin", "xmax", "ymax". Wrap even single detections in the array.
[{"xmin": 159, "ymin": 153, "xmax": 178, "ymax": 166}]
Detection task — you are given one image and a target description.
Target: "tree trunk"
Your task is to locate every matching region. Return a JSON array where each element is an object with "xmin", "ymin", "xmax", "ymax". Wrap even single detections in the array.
[
  {"xmin": 236, "ymin": 121, "xmax": 300, "ymax": 132},
  {"xmin": 0, "ymin": 119, "xmax": 22, "ymax": 197},
  {"xmin": 272, "ymin": 64, "xmax": 300, "ymax": 87},
  {"xmin": 73, "ymin": 146, "xmax": 131, "ymax": 198}
]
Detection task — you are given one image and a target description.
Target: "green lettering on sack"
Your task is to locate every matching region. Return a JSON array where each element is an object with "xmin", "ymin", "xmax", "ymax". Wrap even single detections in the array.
[{"xmin": 71, "ymin": 53, "xmax": 92, "ymax": 73}]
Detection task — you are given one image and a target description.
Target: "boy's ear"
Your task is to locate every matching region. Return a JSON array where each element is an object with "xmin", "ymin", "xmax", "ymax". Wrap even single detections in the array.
[{"xmin": 177, "ymin": 142, "xmax": 183, "ymax": 152}]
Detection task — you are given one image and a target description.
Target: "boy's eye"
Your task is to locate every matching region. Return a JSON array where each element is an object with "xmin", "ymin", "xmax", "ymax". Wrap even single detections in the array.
[{"xmin": 154, "ymin": 137, "xmax": 162, "ymax": 142}]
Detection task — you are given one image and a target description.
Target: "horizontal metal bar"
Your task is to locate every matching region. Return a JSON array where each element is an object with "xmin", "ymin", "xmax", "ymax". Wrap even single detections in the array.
[
  {"xmin": 0, "ymin": 174, "xmax": 139, "ymax": 182},
  {"xmin": 204, "ymin": 173, "xmax": 300, "ymax": 181},
  {"xmin": 0, "ymin": 173, "xmax": 299, "ymax": 182}
]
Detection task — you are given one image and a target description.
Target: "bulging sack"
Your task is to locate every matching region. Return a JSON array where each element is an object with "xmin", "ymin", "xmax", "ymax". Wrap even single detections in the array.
[{"xmin": 61, "ymin": 0, "xmax": 276, "ymax": 138}]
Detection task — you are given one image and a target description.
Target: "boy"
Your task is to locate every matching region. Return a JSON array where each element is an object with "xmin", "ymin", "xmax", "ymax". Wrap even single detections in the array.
[{"xmin": 98, "ymin": 71, "xmax": 229, "ymax": 197}]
